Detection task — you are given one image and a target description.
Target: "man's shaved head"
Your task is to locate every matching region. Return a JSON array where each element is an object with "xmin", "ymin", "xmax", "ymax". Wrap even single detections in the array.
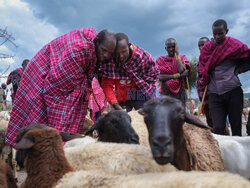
[
  {"xmin": 212, "ymin": 19, "xmax": 228, "ymax": 31},
  {"xmin": 165, "ymin": 38, "xmax": 176, "ymax": 46},
  {"xmin": 94, "ymin": 29, "xmax": 116, "ymax": 62}
]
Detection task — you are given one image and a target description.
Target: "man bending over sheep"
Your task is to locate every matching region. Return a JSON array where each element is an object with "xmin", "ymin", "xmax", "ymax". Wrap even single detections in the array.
[
  {"xmin": 99, "ymin": 33, "xmax": 160, "ymax": 111},
  {"xmin": 5, "ymin": 28, "xmax": 116, "ymax": 147},
  {"xmin": 198, "ymin": 19, "xmax": 250, "ymax": 136}
]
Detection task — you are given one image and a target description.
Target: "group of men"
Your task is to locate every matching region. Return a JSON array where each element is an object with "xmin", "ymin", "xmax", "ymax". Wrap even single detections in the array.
[{"xmin": 4, "ymin": 19, "xmax": 250, "ymax": 147}]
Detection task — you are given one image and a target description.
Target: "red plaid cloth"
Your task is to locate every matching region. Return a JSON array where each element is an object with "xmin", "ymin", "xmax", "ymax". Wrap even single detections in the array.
[
  {"xmin": 99, "ymin": 43, "xmax": 159, "ymax": 99},
  {"xmin": 5, "ymin": 27, "xmax": 98, "ymax": 147},
  {"xmin": 197, "ymin": 36, "xmax": 250, "ymax": 101},
  {"xmin": 156, "ymin": 55, "xmax": 190, "ymax": 94},
  {"xmin": 88, "ymin": 77, "xmax": 107, "ymax": 122}
]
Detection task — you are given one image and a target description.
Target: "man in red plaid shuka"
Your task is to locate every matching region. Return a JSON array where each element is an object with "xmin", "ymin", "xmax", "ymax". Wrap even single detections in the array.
[
  {"xmin": 5, "ymin": 28, "xmax": 116, "ymax": 147},
  {"xmin": 156, "ymin": 38, "xmax": 190, "ymax": 104},
  {"xmin": 99, "ymin": 33, "xmax": 159, "ymax": 111},
  {"xmin": 198, "ymin": 19, "xmax": 250, "ymax": 136},
  {"xmin": 7, "ymin": 59, "xmax": 29, "ymax": 103}
]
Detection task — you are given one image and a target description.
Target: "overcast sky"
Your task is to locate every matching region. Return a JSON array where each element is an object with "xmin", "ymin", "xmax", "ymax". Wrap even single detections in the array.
[{"xmin": 0, "ymin": 0, "xmax": 249, "ymax": 96}]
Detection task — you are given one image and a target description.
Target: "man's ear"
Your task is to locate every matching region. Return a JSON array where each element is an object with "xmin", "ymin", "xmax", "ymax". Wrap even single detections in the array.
[{"xmin": 138, "ymin": 108, "xmax": 145, "ymax": 116}]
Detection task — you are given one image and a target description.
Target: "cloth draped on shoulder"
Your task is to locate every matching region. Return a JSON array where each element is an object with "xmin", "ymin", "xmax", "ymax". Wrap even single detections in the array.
[
  {"xmin": 197, "ymin": 36, "xmax": 250, "ymax": 101},
  {"xmin": 5, "ymin": 27, "xmax": 98, "ymax": 147},
  {"xmin": 88, "ymin": 77, "xmax": 107, "ymax": 121},
  {"xmin": 98, "ymin": 43, "xmax": 160, "ymax": 99},
  {"xmin": 156, "ymin": 55, "xmax": 190, "ymax": 95}
]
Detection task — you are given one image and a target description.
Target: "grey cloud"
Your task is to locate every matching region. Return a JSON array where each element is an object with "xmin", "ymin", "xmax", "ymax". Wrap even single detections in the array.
[{"xmin": 17, "ymin": 0, "xmax": 250, "ymax": 94}]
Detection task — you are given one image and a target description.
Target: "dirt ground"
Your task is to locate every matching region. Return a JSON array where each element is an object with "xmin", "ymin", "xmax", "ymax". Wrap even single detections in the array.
[{"xmin": 15, "ymin": 115, "xmax": 249, "ymax": 187}]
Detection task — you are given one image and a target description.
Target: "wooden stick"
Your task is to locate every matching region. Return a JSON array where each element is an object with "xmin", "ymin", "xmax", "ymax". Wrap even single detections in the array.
[
  {"xmin": 183, "ymin": 62, "xmax": 193, "ymax": 114},
  {"xmin": 186, "ymin": 76, "xmax": 194, "ymax": 114},
  {"xmin": 198, "ymin": 86, "xmax": 208, "ymax": 118}
]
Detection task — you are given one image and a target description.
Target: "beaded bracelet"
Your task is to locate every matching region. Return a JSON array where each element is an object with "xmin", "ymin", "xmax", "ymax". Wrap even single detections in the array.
[
  {"xmin": 176, "ymin": 55, "xmax": 181, "ymax": 61},
  {"xmin": 173, "ymin": 73, "xmax": 180, "ymax": 79}
]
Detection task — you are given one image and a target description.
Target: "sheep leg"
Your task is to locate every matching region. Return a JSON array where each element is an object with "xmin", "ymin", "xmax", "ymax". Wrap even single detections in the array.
[{"xmin": 12, "ymin": 149, "xmax": 18, "ymax": 182}]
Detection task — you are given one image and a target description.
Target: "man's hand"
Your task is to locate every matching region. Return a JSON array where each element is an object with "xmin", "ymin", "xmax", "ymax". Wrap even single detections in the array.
[
  {"xmin": 175, "ymin": 42, "xmax": 179, "ymax": 55},
  {"xmin": 112, "ymin": 102, "xmax": 123, "ymax": 110},
  {"xmin": 180, "ymin": 69, "xmax": 189, "ymax": 77}
]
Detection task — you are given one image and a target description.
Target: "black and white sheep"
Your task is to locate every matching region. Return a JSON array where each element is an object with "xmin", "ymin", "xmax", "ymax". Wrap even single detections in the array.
[
  {"xmin": 85, "ymin": 110, "xmax": 139, "ymax": 144},
  {"xmin": 138, "ymin": 96, "xmax": 225, "ymax": 171}
]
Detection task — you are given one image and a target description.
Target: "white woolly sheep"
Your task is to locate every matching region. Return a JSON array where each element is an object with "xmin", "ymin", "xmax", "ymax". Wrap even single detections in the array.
[
  {"xmin": 56, "ymin": 170, "xmax": 250, "ymax": 188},
  {"xmin": 0, "ymin": 120, "xmax": 12, "ymax": 167},
  {"xmin": 213, "ymin": 133, "xmax": 250, "ymax": 179},
  {"xmin": 0, "ymin": 111, "xmax": 10, "ymax": 121},
  {"xmin": 65, "ymin": 142, "xmax": 177, "ymax": 175},
  {"xmin": 64, "ymin": 136, "xmax": 97, "ymax": 148}
]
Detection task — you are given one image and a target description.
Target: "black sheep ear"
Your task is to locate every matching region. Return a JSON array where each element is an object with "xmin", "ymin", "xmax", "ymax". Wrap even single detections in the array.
[
  {"xmin": 184, "ymin": 112, "xmax": 212, "ymax": 130},
  {"xmin": 15, "ymin": 135, "xmax": 34, "ymax": 149},
  {"xmin": 138, "ymin": 108, "xmax": 145, "ymax": 116},
  {"xmin": 60, "ymin": 132, "xmax": 84, "ymax": 142}
]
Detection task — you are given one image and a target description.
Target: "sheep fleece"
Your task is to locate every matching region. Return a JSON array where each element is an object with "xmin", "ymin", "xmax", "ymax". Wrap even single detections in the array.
[
  {"xmin": 65, "ymin": 142, "xmax": 176, "ymax": 175},
  {"xmin": 56, "ymin": 170, "xmax": 250, "ymax": 188}
]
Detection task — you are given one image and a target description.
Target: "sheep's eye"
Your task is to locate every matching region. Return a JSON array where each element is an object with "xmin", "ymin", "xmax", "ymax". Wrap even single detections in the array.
[{"xmin": 92, "ymin": 130, "xmax": 99, "ymax": 138}]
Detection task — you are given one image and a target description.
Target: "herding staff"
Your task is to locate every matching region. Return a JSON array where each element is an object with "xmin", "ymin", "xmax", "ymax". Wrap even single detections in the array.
[
  {"xmin": 182, "ymin": 60, "xmax": 194, "ymax": 114},
  {"xmin": 198, "ymin": 86, "xmax": 208, "ymax": 118}
]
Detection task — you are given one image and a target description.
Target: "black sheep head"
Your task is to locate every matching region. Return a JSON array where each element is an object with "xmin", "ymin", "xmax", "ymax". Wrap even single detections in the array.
[
  {"xmin": 139, "ymin": 96, "xmax": 210, "ymax": 165},
  {"xmin": 86, "ymin": 110, "xmax": 139, "ymax": 144}
]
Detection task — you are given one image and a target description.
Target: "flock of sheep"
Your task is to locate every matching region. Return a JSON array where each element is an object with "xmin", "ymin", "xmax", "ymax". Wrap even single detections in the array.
[{"xmin": 0, "ymin": 96, "xmax": 250, "ymax": 187}]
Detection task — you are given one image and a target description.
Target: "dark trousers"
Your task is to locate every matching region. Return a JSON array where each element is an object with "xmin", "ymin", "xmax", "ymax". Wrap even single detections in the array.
[
  {"xmin": 209, "ymin": 87, "xmax": 243, "ymax": 136},
  {"xmin": 204, "ymin": 104, "xmax": 213, "ymax": 128}
]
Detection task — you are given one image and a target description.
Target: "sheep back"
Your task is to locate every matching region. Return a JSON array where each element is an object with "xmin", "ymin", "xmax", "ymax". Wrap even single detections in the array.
[
  {"xmin": 65, "ymin": 142, "xmax": 177, "ymax": 175},
  {"xmin": 128, "ymin": 110, "xmax": 149, "ymax": 147},
  {"xmin": 56, "ymin": 170, "xmax": 250, "ymax": 188}
]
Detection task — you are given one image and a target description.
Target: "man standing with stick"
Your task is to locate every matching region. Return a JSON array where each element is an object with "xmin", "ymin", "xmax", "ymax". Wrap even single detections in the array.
[
  {"xmin": 198, "ymin": 19, "xmax": 250, "ymax": 136},
  {"xmin": 156, "ymin": 38, "xmax": 191, "ymax": 108}
]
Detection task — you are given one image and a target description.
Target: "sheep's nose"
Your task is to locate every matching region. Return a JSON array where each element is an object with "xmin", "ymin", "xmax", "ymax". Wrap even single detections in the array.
[
  {"xmin": 129, "ymin": 136, "xmax": 139, "ymax": 144},
  {"xmin": 152, "ymin": 135, "xmax": 171, "ymax": 149}
]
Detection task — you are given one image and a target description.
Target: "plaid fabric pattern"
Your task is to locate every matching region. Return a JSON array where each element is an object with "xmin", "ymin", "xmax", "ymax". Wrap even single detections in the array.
[
  {"xmin": 5, "ymin": 27, "xmax": 98, "ymax": 147},
  {"xmin": 99, "ymin": 44, "xmax": 160, "ymax": 99},
  {"xmin": 197, "ymin": 37, "xmax": 250, "ymax": 101},
  {"xmin": 156, "ymin": 55, "xmax": 190, "ymax": 95},
  {"xmin": 88, "ymin": 78, "xmax": 107, "ymax": 122}
]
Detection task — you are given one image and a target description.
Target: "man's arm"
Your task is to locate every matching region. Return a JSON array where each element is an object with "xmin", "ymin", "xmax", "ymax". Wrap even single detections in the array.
[
  {"xmin": 101, "ymin": 78, "xmax": 123, "ymax": 110},
  {"xmin": 235, "ymin": 57, "xmax": 250, "ymax": 75},
  {"xmin": 159, "ymin": 73, "xmax": 180, "ymax": 81},
  {"xmin": 175, "ymin": 43, "xmax": 185, "ymax": 73}
]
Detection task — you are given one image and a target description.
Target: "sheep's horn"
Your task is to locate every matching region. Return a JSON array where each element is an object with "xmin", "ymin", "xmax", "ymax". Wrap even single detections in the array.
[{"xmin": 184, "ymin": 112, "xmax": 212, "ymax": 130}]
